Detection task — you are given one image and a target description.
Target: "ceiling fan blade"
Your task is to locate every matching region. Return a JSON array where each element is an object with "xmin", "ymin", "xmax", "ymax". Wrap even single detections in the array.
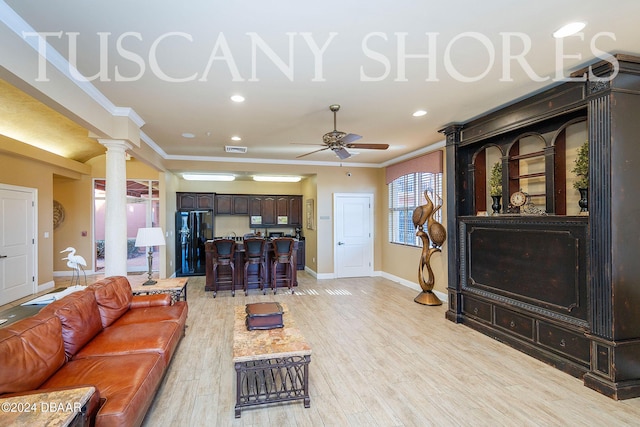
[
  {"xmin": 333, "ymin": 147, "xmax": 351, "ymax": 159},
  {"xmin": 345, "ymin": 143, "xmax": 389, "ymax": 150},
  {"xmin": 296, "ymin": 146, "xmax": 330, "ymax": 158},
  {"xmin": 340, "ymin": 133, "xmax": 362, "ymax": 144}
]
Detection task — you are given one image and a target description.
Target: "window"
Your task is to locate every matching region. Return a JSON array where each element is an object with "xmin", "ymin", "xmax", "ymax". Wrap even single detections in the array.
[{"xmin": 388, "ymin": 172, "xmax": 443, "ymax": 246}]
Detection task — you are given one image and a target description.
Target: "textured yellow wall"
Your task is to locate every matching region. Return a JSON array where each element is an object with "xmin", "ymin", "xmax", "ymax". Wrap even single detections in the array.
[{"xmin": 379, "ymin": 148, "xmax": 448, "ymax": 297}]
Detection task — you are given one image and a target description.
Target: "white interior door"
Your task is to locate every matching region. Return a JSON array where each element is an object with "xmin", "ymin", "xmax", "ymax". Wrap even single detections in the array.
[
  {"xmin": 334, "ymin": 193, "xmax": 373, "ymax": 278},
  {"xmin": 0, "ymin": 185, "xmax": 35, "ymax": 305}
]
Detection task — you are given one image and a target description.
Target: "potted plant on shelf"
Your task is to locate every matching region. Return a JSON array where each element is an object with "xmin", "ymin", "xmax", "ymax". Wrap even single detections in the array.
[
  {"xmin": 489, "ymin": 162, "xmax": 502, "ymax": 214},
  {"xmin": 572, "ymin": 141, "xmax": 589, "ymax": 213}
]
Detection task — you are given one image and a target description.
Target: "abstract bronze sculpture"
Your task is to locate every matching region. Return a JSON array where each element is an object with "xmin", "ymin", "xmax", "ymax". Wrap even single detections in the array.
[{"xmin": 413, "ymin": 191, "xmax": 446, "ymax": 305}]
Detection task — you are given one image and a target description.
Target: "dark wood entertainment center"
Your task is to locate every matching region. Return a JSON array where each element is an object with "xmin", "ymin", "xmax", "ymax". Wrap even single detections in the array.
[{"xmin": 442, "ymin": 54, "xmax": 640, "ymax": 399}]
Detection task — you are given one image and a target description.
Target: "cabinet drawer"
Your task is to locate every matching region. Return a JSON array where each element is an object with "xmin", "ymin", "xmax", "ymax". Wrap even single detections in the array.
[
  {"xmin": 495, "ymin": 307, "xmax": 534, "ymax": 340},
  {"xmin": 462, "ymin": 296, "xmax": 492, "ymax": 323},
  {"xmin": 538, "ymin": 322, "xmax": 590, "ymax": 363}
]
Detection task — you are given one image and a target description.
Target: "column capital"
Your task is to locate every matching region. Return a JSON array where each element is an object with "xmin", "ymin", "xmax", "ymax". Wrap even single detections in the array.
[{"xmin": 98, "ymin": 139, "xmax": 132, "ymax": 152}]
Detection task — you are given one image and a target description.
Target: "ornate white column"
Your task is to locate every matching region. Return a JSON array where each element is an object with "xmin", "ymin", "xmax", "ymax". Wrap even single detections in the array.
[{"xmin": 99, "ymin": 139, "xmax": 131, "ymax": 277}]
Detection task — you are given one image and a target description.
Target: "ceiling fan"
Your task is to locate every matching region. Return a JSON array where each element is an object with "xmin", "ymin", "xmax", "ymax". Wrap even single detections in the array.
[{"xmin": 296, "ymin": 104, "xmax": 389, "ymax": 159}]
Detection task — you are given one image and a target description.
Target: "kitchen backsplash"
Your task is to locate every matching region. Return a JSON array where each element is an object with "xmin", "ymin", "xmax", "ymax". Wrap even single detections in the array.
[{"xmin": 215, "ymin": 215, "xmax": 296, "ymax": 238}]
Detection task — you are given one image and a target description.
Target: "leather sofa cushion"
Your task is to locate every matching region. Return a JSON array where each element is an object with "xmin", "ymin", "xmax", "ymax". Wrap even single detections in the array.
[
  {"xmin": 0, "ymin": 313, "xmax": 65, "ymax": 394},
  {"xmin": 42, "ymin": 290, "xmax": 103, "ymax": 360},
  {"xmin": 74, "ymin": 321, "xmax": 181, "ymax": 368},
  {"xmin": 89, "ymin": 276, "xmax": 133, "ymax": 328},
  {"xmin": 130, "ymin": 293, "xmax": 171, "ymax": 308},
  {"xmin": 40, "ymin": 353, "xmax": 165, "ymax": 427},
  {"xmin": 114, "ymin": 301, "xmax": 188, "ymax": 327}
]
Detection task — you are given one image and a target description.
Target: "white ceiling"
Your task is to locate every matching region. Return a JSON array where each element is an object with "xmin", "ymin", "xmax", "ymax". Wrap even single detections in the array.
[{"xmin": 4, "ymin": 0, "xmax": 640, "ymax": 167}]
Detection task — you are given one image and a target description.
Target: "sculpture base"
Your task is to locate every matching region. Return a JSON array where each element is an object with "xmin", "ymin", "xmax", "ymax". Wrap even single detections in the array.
[{"xmin": 414, "ymin": 291, "xmax": 442, "ymax": 306}]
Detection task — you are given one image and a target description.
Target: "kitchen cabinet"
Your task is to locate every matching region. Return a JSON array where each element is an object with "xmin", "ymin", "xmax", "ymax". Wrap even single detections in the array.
[
  {"xmin": 213, "ymin": 194, "xmax": 303, "ymax": 227},
  {"xmin": 215, "ymin": 194, "xmax": 249, "ymax": 215},
  {"xmin": 296, "ymin": 239, "xmax": 305, "ymax": 270},
  {"xmin": 249, "ymin": 196, "xmax": 263, "ymax": 226},
  {"xmin": 215, "ymin": 194, "xmax": 232, "ymax": 214},
  {"xmin": 233, "ymin": 195, "xmax": 249, "ymax": 214},
  {"xmin": 261, "ymin": 196, "xmax": 277, "ymax": 225},
  {"xmin": 276, "ymin": 196, "xmax": 289, "ymax": 224},
  {"xmin": 177, "ymin": 192, "xmax": 214, "ymax": 210},
  {"xmin": 289, "ymin": 196, "xmax": 302, "ymax": 226}
]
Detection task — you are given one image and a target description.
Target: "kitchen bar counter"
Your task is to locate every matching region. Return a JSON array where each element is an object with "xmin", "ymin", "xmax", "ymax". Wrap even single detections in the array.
[{"xmin": 204, "ymin": 239, "xmax": 300, "ymax": 293}]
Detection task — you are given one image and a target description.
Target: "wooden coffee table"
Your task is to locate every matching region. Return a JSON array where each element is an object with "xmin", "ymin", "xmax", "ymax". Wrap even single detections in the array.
[
  {"xmin": 130, "ymin": 277, "xmax": 188, "ymax": 304},
  {"xmin": 232, "ymin": 303, "xmax": 311, "ymax": 418}
]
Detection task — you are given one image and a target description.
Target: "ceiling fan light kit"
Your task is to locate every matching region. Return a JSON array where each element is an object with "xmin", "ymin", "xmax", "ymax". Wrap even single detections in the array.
[{"xmin": 296, "ymin": 104, "xmax": 390, "ymax": 159}]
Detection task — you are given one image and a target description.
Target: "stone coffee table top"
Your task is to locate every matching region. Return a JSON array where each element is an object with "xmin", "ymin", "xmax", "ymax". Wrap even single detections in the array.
[
  {"xmin": 130, "ymin": 277, "xmax": 188, "ymax": 292},
  {"xmin": 0, "ymin": 386, "xmax": 95, "ymax": 426},
  {"xmin": 232, "ymin": 303, "xmax": 311, "ymax": 362}
]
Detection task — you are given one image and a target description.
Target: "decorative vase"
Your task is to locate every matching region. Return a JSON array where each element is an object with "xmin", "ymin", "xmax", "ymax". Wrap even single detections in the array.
[
  {"xmin": 578, "ymin": 188, "xmax": 588, "ymax": 213},
  {"xmin": 491, "ymin": 195, "xmax": 502, "ymax": 215}
]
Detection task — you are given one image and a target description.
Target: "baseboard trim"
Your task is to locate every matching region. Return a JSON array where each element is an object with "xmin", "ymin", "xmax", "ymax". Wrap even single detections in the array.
[
  {"xmin": 37, "ymin": 280, "xmax": 55, "ymax": 293},
  {"xmin": 380, "ymin": 271, "xmax": 448, "ymax": 304}
]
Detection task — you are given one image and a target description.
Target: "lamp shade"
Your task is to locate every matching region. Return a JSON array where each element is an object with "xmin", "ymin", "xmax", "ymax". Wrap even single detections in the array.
[{"xmin": 134, "ymin": 227, "xmax": 166, "ymax": 247}]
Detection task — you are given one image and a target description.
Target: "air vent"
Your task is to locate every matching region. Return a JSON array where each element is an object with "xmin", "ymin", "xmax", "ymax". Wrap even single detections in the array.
[{"xmin": 225, "ymin": 145, "xmax": 248, "ymax": 154}]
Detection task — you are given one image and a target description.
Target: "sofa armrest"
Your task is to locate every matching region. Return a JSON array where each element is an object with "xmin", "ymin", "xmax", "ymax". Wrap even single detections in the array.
[{"xmin": 131, "ymin": 294, "xmax": 171, "ymax": 308}]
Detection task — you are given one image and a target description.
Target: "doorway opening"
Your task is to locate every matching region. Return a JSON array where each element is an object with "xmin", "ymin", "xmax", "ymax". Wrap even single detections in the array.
[{"xmin": 94, "ymin": 179, "xmax": 160, "ymax": 273}]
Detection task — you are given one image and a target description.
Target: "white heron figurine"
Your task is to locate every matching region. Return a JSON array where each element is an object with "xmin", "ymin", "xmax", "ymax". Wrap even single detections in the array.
[{"xmin": 61, "ymin": 247, "xmax": 87, "ymax": 286}]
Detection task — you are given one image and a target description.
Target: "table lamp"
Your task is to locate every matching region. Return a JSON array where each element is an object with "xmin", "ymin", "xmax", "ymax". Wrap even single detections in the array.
[{"xmin": 134, "ymin": 227, "xmax": 166, "ymax": 285}]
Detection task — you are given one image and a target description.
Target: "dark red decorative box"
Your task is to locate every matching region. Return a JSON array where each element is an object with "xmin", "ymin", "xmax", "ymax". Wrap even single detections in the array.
[{"xmin": 245, "ymin": 302, "xmax": 284, "ymax": 330}]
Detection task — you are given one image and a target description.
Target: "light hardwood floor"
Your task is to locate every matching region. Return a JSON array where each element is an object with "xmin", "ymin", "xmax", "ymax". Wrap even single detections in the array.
[
  {"xmin": 137, "ymin": 273, "xmax": 640, "ymax": 426},
  {"xmin": 4, "ymin": 273, "xmax": 640, "ymax": 426}
]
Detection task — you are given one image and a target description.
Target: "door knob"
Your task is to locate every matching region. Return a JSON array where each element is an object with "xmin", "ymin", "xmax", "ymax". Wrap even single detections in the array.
[
  {"xmin": 337, "ymin": 242, "xmax": 345, "ymax": 245},
  {"xmin": 0, "ymin": 255, "xmax": 7, "ymax": 258}
]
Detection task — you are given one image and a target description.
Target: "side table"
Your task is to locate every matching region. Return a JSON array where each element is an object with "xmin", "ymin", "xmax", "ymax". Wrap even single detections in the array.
[
  {"xmin": 130, "ymin": 277, "xmax": 189, "ymax": 304},
  {"xmin": 0, "ymin": 386, "xmax": 96, "ymax": 426}
]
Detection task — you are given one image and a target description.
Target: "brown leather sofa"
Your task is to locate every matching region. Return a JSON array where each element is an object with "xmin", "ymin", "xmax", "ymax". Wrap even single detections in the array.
[{"xmin": 0, "ymin": 276, "xmax": 188, "ymax": 427}]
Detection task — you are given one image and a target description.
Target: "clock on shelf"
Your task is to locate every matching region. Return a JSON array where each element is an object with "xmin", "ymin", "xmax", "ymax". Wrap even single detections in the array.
[
  {"xmin": 508, "ymin": 190, "xmax": 547, "ymax": 215},
  {"xmin": 510, "ymin": 190, "xmax": 527, "ymax": 208}
]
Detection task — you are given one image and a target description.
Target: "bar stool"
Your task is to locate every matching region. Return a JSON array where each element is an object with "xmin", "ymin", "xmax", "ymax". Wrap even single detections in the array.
[
  {"xmin": 211, "ymin": 238, "xmax": 236, "ymax": 297},
  {"xmin": 243, "ymin": 238, "xmax": 267, "ymax": 295},
  {"xmin": 271, "ymin": 237, "xmax": 295, "ymax": 294}
]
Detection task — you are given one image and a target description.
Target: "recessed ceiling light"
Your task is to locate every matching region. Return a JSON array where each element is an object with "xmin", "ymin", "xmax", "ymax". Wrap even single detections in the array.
[
  {"xmin": 553, "ymin": 22, "xmax": 586, "ymax": 38},
  {"xmin": 182, "ymin": 174, "xmax": 235, "ymax": 181},
  {"xmin": 413, "ymin": 110, "xmax": 427, "ymax": 117},
  {"xmin": 253, "ymin": 176, "xmax": 301, "ymax": 183},
  {"xmin": 230, "ymin": 95, "xmax": 245, "ymax": 103},
  {"xmin": 231, "ymin": 136, "xmax": 242, "ymax": 141},
  {"xmin": 182, "ymin": 132, "xmax": 195, "ymax": 138}
]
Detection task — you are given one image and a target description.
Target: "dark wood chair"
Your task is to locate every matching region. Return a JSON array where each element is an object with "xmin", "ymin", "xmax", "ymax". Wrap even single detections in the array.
[
  {"xmin": 271, "ymin": 238, "xmax": 295, "ymax": 294},
  {"xmin": 243, "ymin": 238, "xmax": 267, "ymax": 295},
  {"xmin": 210, "ymin": 238, "xmax": 236, "ymax": 297}
]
